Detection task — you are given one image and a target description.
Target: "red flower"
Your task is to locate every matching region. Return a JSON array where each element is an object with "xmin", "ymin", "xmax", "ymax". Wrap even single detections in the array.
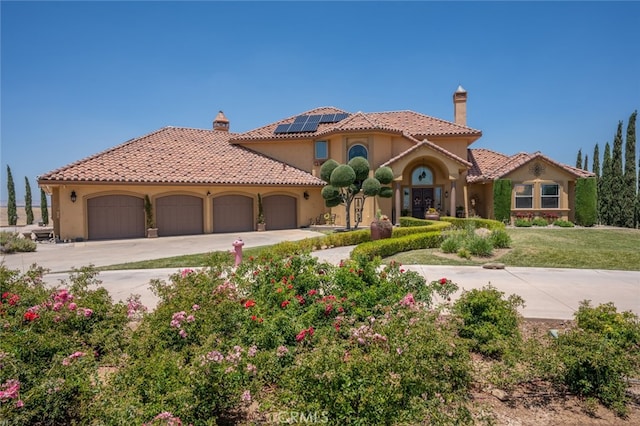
[
  {"xmin": 251, "ymin": 315, "xmax": 257, "ymax": 321},
  {"xmin": 295, "ymin": 329, "xmax": 307, "ymax": 342},
  {"xmin": 324, "ymin": 304, "xmax": 333, "ymax": 316},
  {"xmin": 334, "ymin": 321, "xmax": 341, "ymax": 332},
  {"xmin": 281, "ymin": 300, "xmax": 290, "ymax": 308},
  {"xmin": 308, "ymin": 289, "xmax": 317, "ymax": 296},
  {"xmin": 24, "ymin": 311, "xmax": 39, "ymax": 322},
  {"xmin": 295, "ymin": 295, "xmax": 305, "ymax": 305},
  {"xmin": 439, "ymin": 278, "xmax": 448, "ymax": 285},
  {"xmin": 244, "ymin": 300, "xmax": 256, "ymax": 309},
  {"xmin": 287, "ymin": 284, "xmax": 293, "ymax": 290},
  {"xmin": 8, "ymin": 294, "xmax": 20, "ymax": 306},
  {"xmin": 1, "ymin": 292, "xmax": 9, "ymax": 299}
]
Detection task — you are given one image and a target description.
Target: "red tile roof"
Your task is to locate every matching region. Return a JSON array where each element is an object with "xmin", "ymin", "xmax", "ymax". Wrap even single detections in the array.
[
  {"xmin": 230, "ymin": 107, "xmax": 481, "ymax": 142},
  {"xmin": 38, "ymin": 127, "xmax": 325, "ymax": 186},
  {"xmin": 467, "ymin": 149, "xmax": 595, "ymax": 183}
]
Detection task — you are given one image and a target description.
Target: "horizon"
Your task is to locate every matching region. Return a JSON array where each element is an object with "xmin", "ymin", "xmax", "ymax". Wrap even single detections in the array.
[{"xmin": 2, "ymin": 1, "xmax": 638, "ymax": 203}]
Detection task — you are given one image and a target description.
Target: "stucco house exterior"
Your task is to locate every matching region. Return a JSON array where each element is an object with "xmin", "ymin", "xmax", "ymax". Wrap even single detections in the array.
[{"xmin": 38, "ymin": 86, "xmax": 593, "ymax": 241}]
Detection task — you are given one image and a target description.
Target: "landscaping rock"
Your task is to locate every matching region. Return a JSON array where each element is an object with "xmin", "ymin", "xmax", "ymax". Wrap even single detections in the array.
[{"xmin": 482, "ymin": 262, "xmax": 505, "ymax": 270}]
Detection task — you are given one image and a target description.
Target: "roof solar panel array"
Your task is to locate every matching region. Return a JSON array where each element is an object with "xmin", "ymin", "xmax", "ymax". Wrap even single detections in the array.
[{"xmin": 273, "ymin": 113, "xmax": 349, "ymax": 134}]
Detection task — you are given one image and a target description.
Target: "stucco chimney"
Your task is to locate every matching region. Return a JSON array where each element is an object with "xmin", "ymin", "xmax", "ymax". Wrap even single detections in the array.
[
  {"xmin": 213, "ymin": 110, "xmax": 230, "ymax": 131},
  {"xmin": 453, "ymin": 85, "xmax": 467, "ymax": 126}
]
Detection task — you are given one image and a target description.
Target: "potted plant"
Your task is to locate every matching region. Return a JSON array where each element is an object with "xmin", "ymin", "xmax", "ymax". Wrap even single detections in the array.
[
  {"xmin": 425, "ymin": 207, "xmax": 440, "ymax": 221},
  {"xmin": 456, "ymin": 206, "xmax": 465, "ymax": 218},
  {"xmin": 144, "ymin": 195, "xmax": 158, "ymax": 238},
  {"xmin": 256, "ymin": 193, "xmax": 266, "ymax": 232},
  {"xmin": 370, "ymin": 210, "xmax": 393, "ymax": 240}
]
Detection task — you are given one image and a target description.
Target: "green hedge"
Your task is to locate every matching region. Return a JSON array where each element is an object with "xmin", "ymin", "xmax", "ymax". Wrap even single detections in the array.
[
  {"xmin": 441, "ymin": 217, "xmax": 505, "ymax": 230},
  {"xmin": 493, "ymin": 179, "xmax": 512, "ymax": 223},
  {"xmin": 575, "ymin": 177, "xmax": 597, "ymax": 227},
  {"xmin": 392, "ymin": 222, "xmax": 451, "ymax": 237},
  {"xmin": 351, "ymin": 231, "xmax": 444, "ymax": 260}
]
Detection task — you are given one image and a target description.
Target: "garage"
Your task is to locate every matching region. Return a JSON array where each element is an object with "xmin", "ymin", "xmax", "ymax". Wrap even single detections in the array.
[
  {"xmin": 87, "ymin": 195, "xmax": 145, "ymax": 240},
  {"xmin": 156, "ymin": 195, "xmax": 203, "ymax": 236},
  {"xmin": 213, "ymin": 195, "xmax": 253, "ymax": 233},
  {"xmin": 263, "ymin": 195, "xmax": 297, "ymax": 230}
]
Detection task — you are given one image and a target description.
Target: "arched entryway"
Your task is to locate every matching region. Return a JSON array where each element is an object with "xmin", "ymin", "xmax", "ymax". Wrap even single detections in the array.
[{"xmin": 404, "ymin": 165, "xmax": 445, "ymax": 218}]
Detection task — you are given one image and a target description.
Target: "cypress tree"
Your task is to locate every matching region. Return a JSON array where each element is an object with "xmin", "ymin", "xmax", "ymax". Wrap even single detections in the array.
[
  {"xmin": 592, "ymin": 144, "xmax": 600, "ymax": 177},
  {"xmin": 40, "ymin": 189, "xmax": 49, "ymax": 226},
  {"xmin": 610, "ymin": 122, "xmax": 625, "ymax": 227},
  {"xmin": 592, "ymin": 144, "xmax": 600, "ymax": 223},
  {"xmin": 6, "ymin": 165, "xmax": 17, "ymax": 226},
  {"xmin": 600, "ymin": 143, "xmax": 612, "ymax": 226},
  {"xmin": 623, "ymin": 110, "xmax": 637, "ymax": 228},
  {"xmin": 583, "ymin": 154, "xmax": 588, "ymax": 171},
  {"xmin": 24, "ymin": 176, "xmax": 34, "ymax": 225},
  {"xmin": 576, "ymin": 149, "xmax": 582, "ymax": 169}
]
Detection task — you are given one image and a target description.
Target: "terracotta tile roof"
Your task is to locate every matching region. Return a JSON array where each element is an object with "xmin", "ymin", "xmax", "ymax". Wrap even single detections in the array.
[
  {"xmin": 467, "ymin": 149, "xmax": 595, "ymax": 183},
  {"xmin": 382, "ymin": 135, "xmax": 472, "ymax": 168},
  {"xmin": 38, "ymin": 127, "xmax": 325, "ymax": 186},
  {"xmin": 231, "ymin": 108, "xmax": 482, "ymax": 142},
  {"xmin": 230, "ymin": 107, "xmax": 350, "ymax": 142}
]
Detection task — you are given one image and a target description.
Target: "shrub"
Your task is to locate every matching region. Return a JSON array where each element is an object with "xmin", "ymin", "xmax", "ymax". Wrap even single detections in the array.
[
  {"xmin": 441, "ymin": 233, "xmax": 463, "ymax": 253},
  {"xmin": 575, "ymin": 177, "xmax": 598, "ymax": 227},
  {"xmin": 464, "ymin": 235, "xmax": 493, "ymax": 257},
  {"xmin": 514, "ymin": 219, "xmax": 532, "ymax": 227},
  {"xmin": 0, "ymin": 231, "xmax": 36, "ymax": 253},
  {"xmin": 490, "ymin": 228, "xmax": 512, "ymax": 248},
  {"xmin": 452, "ymin": 285, "xmax": 524, "ymax": 358},
  {"xmin": 493, "ymin": 179, "xmax": 512, "ymax": 223},
  {"xmin": 351, "ymin": 231, "xmax": 443, "ymax": 260},
  {"xmin": 441, "ymin": 217, "xmax": 505, "ymax": 231},
  {"xmin": 531, "ymin": 217, "xmax": 548, "ymax": 227}
]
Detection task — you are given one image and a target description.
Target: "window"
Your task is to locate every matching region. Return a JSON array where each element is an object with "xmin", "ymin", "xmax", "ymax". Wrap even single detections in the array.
[
  {"xmin": 514, "ymin": 184, "xmax": 533, "ymax": 208},
  {"xmin": 411, "ymin": 166, "xmax": 433, "ymax": 185},
  {"xmin": 315, "ymin": 141, "xmax": 328, "ymax": 160},
  {"xmin": 348, "ymin": 144, "xmax": 368, "ymax": 161},
  {"xmin": 541, "ymin": 184, "xmax": 559, "ymax": 208}
]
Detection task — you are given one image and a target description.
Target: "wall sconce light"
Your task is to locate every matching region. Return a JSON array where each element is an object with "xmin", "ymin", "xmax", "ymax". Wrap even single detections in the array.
[
  {"xmin": 206, "ymin": 190, "xmax": 211, "ymax": 197},
  {"xmin": 444, "ymin": 190, "xmax": 449, "ymax": 199},
  {"xmin": 303, "ymin": 191, "xmax": 310, "ymax": 200},
  {"xmin": 70, "ymin": 190, "xmax": 77, "ymax": 203}
]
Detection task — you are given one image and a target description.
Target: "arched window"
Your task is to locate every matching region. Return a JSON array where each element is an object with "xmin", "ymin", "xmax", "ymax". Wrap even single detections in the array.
[
  {"xmin": 411, "ymin": 166, "xmax": 433, "ymax": 185},
  {"xmin": 348, "ymin": 144, "xmax": 368, "ymax": 161}
]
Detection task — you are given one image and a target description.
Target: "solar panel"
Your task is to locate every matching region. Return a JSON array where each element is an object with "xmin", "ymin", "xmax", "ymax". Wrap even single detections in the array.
[
  {"xmin": 300, "ymin": 121, "xmax": 319, "ymax": 132},
  {"xmin": 334, "ymin": 113, "xmax": 349, "ymax": 121},
  {"xmin": 307, "ymin": 114, "xmax": 322, "ymax": 123},
  {"xmin": 319, "ymin": 114, "xmax": 336, "ymax": 123},
  {"xmin": 274, "ymin": 124, "xmax": 291, "ymax": 134},
  {"xmin": 293, "ymin": 115, "xmax": 308, "ymax": 124},
  {"xmin": 287, "ymin": 122, "xmax": 305, "ymax": 132}
]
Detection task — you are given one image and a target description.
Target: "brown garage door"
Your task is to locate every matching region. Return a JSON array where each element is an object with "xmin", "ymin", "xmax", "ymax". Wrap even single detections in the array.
[
  {"xmin": 263, "ymin": 195, "xmax": 297, "ymax": 230},
  {"xmin": 213, "ymin": 195, "xmax": 253, "ymax": 233},
  {"xmin": 88, "ymin": 195, "xmax": 145, "ymax": 240},
  {"xmin": 156, "ymin": 195, "xmax": 203, "ymax": 236}
]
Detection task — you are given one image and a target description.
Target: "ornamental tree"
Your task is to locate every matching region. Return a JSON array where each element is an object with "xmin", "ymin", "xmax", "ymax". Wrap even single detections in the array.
[
  {"xmin": 320, "ymin": 157, "xmax": 393, "ymax": 230},
  {"xmin": 25, "ymin": 177, "xmax": 34, "ymax": 225},
  {"xmin": 6, "ymin": 165, "xmax": 17, "ymax": 226}
]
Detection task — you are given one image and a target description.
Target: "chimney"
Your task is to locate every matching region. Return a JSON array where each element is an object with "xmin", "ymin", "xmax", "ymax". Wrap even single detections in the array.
[
  {"xmin": 213, "ymin": 110, "xmax": 230, "ymax": 131},
  {"xmin": 453, "ymin": 85, "xmax": 467, "ymax": 126}
]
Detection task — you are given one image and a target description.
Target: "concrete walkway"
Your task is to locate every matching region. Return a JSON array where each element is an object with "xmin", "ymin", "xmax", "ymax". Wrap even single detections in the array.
[{"xmin": 2, "ymin": 230, "xmax": 639, "ymax": 320}]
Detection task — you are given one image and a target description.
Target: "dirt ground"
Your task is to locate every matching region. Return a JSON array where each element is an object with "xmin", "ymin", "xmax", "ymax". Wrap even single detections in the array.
[
  {"xmin": 0, "ymin": 206, "xmax": 48, "ymax": 227},
  {"xmin": 469, "ymin": 318, "xmax": 640, "ymax": 425}
]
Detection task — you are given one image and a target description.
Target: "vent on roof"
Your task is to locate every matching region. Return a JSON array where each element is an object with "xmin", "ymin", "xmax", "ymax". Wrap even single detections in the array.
[{"xmin": 274, "ymin": 113, "xmax": 349, "ymax": 134}]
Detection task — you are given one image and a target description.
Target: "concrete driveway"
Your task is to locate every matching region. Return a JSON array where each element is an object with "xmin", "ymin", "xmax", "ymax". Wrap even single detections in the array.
[{"xmin": 2, "ymin": 230, "xmax": 639, "ymax": 320}]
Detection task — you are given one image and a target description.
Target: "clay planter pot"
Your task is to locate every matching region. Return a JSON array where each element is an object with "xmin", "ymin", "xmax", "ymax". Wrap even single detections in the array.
[{"xmin": 425, "ymin": 213, "xmax": 440, "ymax": 221}]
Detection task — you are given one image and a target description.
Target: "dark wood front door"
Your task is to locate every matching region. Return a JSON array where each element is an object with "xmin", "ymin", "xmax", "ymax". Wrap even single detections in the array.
[{"xmin": 411, "ymin": 188, "xmax": 434, "ymax": 219}]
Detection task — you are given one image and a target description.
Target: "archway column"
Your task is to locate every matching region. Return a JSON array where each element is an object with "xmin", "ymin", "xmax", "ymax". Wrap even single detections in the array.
[{"xmin": 449, "ymin": 180, "xmax": 456, "ymax": 217}]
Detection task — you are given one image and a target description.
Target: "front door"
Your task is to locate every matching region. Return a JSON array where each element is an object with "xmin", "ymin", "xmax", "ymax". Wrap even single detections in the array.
[{"xmin": 411, "ymin": 188, "xmax": 434, "ymax": 219}]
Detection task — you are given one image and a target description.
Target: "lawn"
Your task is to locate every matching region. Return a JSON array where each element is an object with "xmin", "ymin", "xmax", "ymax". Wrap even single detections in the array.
[
  {"xmin": 389, "ymin": 227, "xmax": 640, "ymax": 271},
  {"xmin": 99, "ymin": 227, "xmax": 640, "ymax": 272}
]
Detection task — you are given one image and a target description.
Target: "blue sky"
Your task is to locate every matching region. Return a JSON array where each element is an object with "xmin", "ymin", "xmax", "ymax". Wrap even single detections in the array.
[{"xmin": 1, "ymin": 1, "xmax": 639, "ymax": 203}]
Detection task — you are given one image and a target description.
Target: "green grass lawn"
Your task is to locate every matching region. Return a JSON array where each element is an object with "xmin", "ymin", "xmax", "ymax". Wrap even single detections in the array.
[
  {"xmin": 389, "ymin": 227, "xmax": 640, "ymax": 271},
  {"xmin": 100, "ymin": 227, "xmax": 640, "ymax": 271}
]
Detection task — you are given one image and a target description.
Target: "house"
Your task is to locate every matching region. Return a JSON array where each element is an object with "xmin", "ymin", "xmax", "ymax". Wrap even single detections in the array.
[{"xmin": 38, "ymin": 86, "xmax": 593, "ymax": 241}]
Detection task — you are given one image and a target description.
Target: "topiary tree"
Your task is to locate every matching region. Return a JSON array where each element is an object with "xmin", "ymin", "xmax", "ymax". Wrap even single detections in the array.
[
  {"xmin": 25, "ymin": 176, "xmax": 34, "ymax": 225},
  {"xmin": 40, "ymin": 189, "xmax": 49, "ymax": 225},
  {"xmin": 493, "ymin": 179, "xmax": 512, "ymax": 223},
  {"xmin": 575, "ymin": 177, "xmax": 597, "ymax": 227},
  {"xmin": 320, "ymin": 157, "xmax": 393, "ymax": 230}
]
